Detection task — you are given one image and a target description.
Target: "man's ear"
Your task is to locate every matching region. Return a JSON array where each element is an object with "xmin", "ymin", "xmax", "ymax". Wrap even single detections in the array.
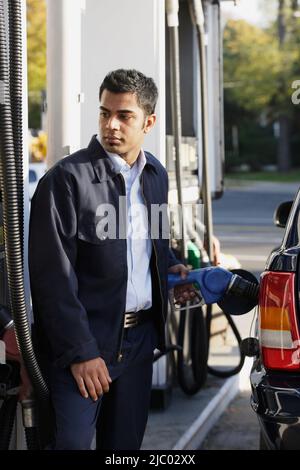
[{"xmin": 144, "ymin": 114, "xmax": 156, "ymax": 134}]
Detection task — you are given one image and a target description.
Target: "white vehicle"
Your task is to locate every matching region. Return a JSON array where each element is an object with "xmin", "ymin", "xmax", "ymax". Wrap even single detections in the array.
[{"xmin": 29, "ymin": 162, "xmax": 47, "ymax": 200}]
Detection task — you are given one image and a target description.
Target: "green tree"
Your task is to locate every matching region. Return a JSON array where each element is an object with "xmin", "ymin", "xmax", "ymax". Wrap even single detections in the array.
[
  {"xmin": 26, "ymin": 0, "xmax": 46, "ymax": 129},
  {"xmin": 223, "ymin": 0, "xmax": 300, "ymax": 171},
  {"xmin": 223, "ymin": 19, "xmax": 281, "ymax": 112}
]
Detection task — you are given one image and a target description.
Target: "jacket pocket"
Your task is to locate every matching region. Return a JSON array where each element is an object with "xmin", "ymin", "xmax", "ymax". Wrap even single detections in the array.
[{"xmin": 77, "ymin": 223, "xmax": 126, "ymax": 279}]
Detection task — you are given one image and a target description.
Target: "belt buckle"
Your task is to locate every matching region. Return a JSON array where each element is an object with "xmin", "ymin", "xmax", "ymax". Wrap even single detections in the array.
[{"xmin": 124, "ymin": 312, "xmax": 138, "ymax": 329}]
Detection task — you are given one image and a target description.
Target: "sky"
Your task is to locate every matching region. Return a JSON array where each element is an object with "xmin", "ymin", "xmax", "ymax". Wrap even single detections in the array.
[{"xmin": 221, "ymin": 0, "xmax": 276, "ymax": 28}]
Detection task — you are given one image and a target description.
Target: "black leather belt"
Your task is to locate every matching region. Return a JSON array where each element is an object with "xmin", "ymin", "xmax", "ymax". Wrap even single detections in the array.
[{"xmin": 123, "ymin": 309, "xmax": 152, "ymax": 329}]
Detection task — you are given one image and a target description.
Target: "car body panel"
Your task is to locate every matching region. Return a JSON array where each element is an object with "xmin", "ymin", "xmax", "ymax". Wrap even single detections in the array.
[{"xmin": 251, "ymin": 359, "xmax": 300, "ymax": 449}]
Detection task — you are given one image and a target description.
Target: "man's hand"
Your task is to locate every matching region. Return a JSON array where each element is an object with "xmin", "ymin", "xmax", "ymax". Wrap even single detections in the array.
[
  {"xmin": 168, "ymin": 264, "xmax": 196, "ymax": 305},
  {"xmin": 212, "ymin": 236, "xmax": 221, "ymax": 266},
  {"xmin": 70, "ymin": 357, "xmax": 112, "ymax": 401},
  {"xmin": 2, "ymin": 327, "xmax": 33, "ymax": 401},
  {"xmin": 204, "ymin": 235, "xmax": 221, "ymax": 266}
]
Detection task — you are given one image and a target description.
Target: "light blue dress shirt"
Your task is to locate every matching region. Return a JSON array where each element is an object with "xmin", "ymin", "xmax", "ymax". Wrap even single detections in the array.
[{"xmin": 97, "ymin": 137, "xmax": 152, "ymax": 312}]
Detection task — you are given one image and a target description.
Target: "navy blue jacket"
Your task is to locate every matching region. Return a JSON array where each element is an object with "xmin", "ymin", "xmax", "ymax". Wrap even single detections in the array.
[{"xmin": 29, "ymin": 136, "xmax": 179, "ymax": 368}]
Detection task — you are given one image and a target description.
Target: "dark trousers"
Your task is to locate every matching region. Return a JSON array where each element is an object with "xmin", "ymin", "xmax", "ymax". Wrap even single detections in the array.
[{"xmin": 47, "ymin": 318, "xmax": 158, "ymax": 450}]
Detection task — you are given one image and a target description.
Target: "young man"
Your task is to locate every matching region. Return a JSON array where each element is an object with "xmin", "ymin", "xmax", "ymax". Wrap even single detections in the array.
[{"xmin": 29, "ymin": 69, "xmax": 193, "ymax": 450}]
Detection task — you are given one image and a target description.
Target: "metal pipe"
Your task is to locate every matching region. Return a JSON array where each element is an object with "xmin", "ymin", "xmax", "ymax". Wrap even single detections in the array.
[
  {"xmin": 166, "ymin": 0, "xmax": 186, "ymax": 261},
  {"xmin": 188, "ymin": 0, "xmax": 214, "ymax": 262}
]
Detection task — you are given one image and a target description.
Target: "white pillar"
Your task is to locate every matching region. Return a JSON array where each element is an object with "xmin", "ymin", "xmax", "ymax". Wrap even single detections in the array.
[
  {"xmin": 46, "ymin": 0, "xmax": 84, "ymax": 167},
  {"xmin": 81, "ymin": 0, "xmax": 166, "ymax": 164}
]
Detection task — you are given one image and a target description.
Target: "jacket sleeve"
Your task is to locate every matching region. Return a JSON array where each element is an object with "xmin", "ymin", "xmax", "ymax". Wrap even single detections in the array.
[
  {"xmin": 29, "ymin": 164, "xmax": 100, "ymax": 368},
  {"xmin": 168, "ymin": 248, "xmax": 180, "ymax": 269}
]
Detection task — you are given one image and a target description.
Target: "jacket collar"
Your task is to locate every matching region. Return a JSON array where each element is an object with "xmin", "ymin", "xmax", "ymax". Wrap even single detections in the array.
[{"xmin": 88, "ymin": 135, "xmax": 157, "ymax": 182}]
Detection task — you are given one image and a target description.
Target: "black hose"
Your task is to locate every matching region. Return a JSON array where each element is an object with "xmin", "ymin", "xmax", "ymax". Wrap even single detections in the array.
[
  {"xmin": 176, "ymin": 306, "xmax": 208, "ymax": 395},
  {"xmin": 0, "ymin": 396, "xmax": 18, "ymax": 450},
  {"xmin": 0, "ymin": 0, "xmax": 49, "ymax": 402},
  {"xmin": 206, "ymin": 304, "xmax": 245, "ymax": 378},
  {"xmin": 191, "ymin": 306, "xmax": 208, "ymax": 385},
  {"xmin": 153, "ymin": 344, "xmax": 182, "ymax": 362}
]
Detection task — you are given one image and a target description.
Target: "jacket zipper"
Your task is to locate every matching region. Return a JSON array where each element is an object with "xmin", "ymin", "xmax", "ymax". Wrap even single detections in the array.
[
  {"xmin": 117, "ymin": 173, "xmax": 127, "ymax": 362},
  {"xmin": 140, "ymin": 172, "xmax": 166, "ymax": 324},
  {"xmin": 117, "ymin": 327, "xmax": 125, "ymax": 363}
]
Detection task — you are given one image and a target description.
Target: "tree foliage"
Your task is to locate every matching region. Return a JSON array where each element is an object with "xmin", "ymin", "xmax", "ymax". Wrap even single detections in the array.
[
  {"xmin": 26, "ymin": 0, "xmax": 46, "ymax": 127},
  {"xmin": 223, "ymin": 2, "xmax": 300, "ymax": 170},
  {"xmin": 224, "ymin": 4, "xmax": 300, "ymax": 116},
  {"xmin": 224, "ymin": 20, "xmax": 276, "ymax": 114}
]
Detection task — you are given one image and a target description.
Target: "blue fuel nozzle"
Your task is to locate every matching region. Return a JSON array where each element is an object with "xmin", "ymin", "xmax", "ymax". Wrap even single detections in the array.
[
  {"xmin": 168, "ymin": 266, "xmax": 259, "ymax": 315},
  {"xmin": 168, "ymin": 266, "xmax": 233, "ymax": 304}
]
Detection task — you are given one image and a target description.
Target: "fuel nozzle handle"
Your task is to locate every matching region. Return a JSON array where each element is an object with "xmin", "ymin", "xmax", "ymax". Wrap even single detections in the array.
[
  {"xmin": 168, "ymin": 266, "xmax": 233, "ymax": 304},
  {"xmin": 168, "ymin": 266, "xmax": 259, "ymax": 311}
]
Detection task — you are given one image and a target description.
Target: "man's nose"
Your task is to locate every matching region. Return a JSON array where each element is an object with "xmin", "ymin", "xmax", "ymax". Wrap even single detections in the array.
[{"xmin": 106, "ymin": 116, "xmax": 120, "ymax": 130}]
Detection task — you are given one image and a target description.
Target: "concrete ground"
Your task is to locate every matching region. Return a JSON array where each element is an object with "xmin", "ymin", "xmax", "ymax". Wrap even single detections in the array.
[
  {"xmin": 142, "ymin": 377, "xmax": 226, "ymax": 450},
  {"xmin": 200, "ymin": 390, "xmax": 259, "ymax": 450}
]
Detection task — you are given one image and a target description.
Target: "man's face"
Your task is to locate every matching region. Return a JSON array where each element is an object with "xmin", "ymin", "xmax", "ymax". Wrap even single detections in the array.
[{"xmin": 99, "ymin": 90, "xmax": 155, "ymax": 160}]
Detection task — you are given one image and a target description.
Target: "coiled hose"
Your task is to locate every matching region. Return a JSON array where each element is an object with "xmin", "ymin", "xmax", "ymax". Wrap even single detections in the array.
[
  {"xmin": 0, "ymin": 1, "xmax": 51, "ymax": 450},
  {"xmin": 0, "ymin": 0, "xmax": 49, "ymax": 404},
  {"xmin": 8, "ymin": 0, "xmax": 24, "ymax": 244}
]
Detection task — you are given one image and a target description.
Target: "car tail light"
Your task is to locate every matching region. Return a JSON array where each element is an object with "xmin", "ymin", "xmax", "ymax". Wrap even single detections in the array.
[{"xmin": 259, "ymin": 271, "xmax": 300, "ymax": 370}]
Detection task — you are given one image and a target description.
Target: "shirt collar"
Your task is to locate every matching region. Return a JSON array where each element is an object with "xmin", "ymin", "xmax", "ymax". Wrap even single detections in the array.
[{"xmin": 96, "ymin": 135, "xmax": 146, "ymax": 176}]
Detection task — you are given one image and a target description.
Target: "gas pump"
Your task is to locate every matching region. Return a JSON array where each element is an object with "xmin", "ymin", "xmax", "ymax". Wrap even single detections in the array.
[{"xmin": 163, "ymin": 0, "xmax": 257, "ymax": 399}]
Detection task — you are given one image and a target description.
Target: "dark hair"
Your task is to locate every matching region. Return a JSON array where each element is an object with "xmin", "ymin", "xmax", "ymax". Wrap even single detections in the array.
[{"xmin": 99, "ymin": 69, "xmax": 158, "ymax": 116}]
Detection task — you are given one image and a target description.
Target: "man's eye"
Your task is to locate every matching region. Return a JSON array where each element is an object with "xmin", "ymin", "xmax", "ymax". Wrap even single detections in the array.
[
  {"xmin": 100, "ymin": 112, "xmax": 109, "ymax": 118},
  {"xmin": 119, "ymin": 114, "xmax": 130, "ymax": 120}
]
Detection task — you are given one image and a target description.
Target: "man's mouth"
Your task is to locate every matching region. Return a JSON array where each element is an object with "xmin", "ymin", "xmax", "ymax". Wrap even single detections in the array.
[{"xmin": 105, "ymin": 136, "xmax": 122, "ymax": 145}]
